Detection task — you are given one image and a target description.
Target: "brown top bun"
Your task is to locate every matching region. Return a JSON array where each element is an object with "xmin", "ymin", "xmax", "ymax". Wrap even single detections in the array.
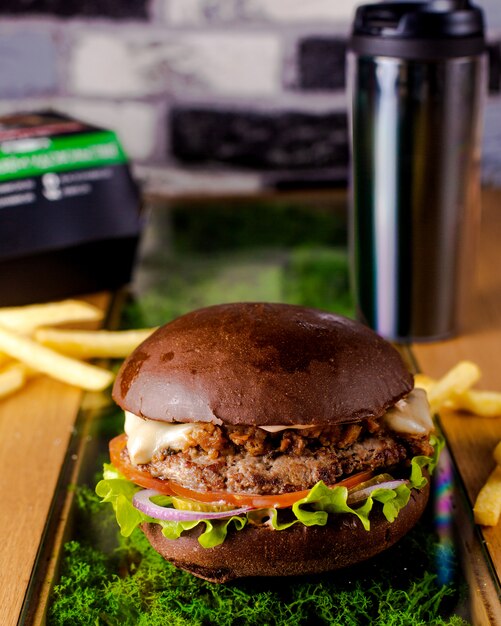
[
  {"xmin": 113, "ymin": 302, "xmax": 413, "ymax": 426},
  {"xmin": 141, "ymin": 475, "xmax": 430, "ymax": 583}
]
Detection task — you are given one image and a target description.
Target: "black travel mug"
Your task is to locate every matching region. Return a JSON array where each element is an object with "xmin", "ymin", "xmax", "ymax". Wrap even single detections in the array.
[{"xmin": 348, "ymin": 0, "xmax": 486, "ymax": 341}]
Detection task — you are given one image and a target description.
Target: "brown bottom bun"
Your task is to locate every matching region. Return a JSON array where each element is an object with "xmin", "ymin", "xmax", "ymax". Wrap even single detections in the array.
[{"xmin": 140, "ymin": 480, "xmax": 430, "ymax": 583}]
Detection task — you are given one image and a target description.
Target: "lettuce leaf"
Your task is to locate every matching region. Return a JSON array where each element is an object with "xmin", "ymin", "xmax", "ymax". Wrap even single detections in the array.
[
  {"xmin": 96, "ymin": 433, "xmax": 443, "ymax": 548},
  {"xmin": 95, "ymin": 464, "xmax": 247, "ymax": 548}
]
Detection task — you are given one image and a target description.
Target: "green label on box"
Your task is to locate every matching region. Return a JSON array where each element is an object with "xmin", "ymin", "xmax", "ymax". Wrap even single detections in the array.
[{"xmin": 0, "ymin": 131, "xmax": 128, "ymax": 181}]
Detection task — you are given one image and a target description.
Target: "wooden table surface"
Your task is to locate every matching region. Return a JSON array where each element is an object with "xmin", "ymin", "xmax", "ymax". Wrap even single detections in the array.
[
  {"xmin": 1, "ymin": 191, "xmax": 501, "ymax": 625},
  {"xmin": 0, "ymin": 292, "xmax": 112, "ymax": 626}
]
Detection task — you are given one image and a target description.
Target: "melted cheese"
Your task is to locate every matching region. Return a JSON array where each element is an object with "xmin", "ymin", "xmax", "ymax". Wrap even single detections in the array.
[
  {"xmin": 124, "ymin": 411, "xmax": 196, "ymax": 464},
  {"xmin": 259, "ymin": 424, "xmax": 317, "ymax": 433},
  {"xmin": 383, "ymin": 388, "xmax": 433, "ymax": 435}
]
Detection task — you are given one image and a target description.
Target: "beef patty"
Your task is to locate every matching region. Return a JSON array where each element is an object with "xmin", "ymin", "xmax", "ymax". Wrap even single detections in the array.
[{"xmin": 125, "ymin": 420, "xmax": 433, "ymax": 495}]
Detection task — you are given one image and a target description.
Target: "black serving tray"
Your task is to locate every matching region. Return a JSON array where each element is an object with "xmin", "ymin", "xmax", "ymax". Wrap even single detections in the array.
[{"xmin": 21, "ymin": 193, "xmax": 484, "ymax": 625}]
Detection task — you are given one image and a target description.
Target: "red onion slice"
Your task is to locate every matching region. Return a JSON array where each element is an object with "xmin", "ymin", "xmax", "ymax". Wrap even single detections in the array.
[
  {"xmin": 132, "ymin": 489, "xmax": 252, "ymax": 521},
  {"xmin": 347, "ymin": 480, "xmax": 407, "ymax": 505}
]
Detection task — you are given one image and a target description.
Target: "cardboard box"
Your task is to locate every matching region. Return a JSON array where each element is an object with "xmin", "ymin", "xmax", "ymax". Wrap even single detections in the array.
[{"xmin": 0, "ymin": 111, "xmax": 141, "ymax": 306}]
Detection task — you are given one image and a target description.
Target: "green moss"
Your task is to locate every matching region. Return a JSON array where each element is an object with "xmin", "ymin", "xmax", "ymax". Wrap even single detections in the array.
[
  {"xmin": 47, "ymin": 487, "xmax": 470, "ymax": 626},
  {"xmin": 122, "ymin": 246, "xmax": 354, "ymax": 329},
  {"xmin": 168, "ymin": 201, "xmax": 347, "ymax": 254},
  {"xmin": 283, "ymin": 247, "xmax": 353, "ymax": 317},
  {"xmin": 48, "ymin": 541, "xmax": 109, "ymax": 625},
  {"xmin": 121, "ymin": 197, "xmax": 353, "ymax": 329}
]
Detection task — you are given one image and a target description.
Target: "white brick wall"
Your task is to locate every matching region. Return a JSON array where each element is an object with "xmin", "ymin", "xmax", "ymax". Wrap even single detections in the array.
[
  {"xmin": 0, "ymin": 28, "xmax": 59, "ymax": 97},
  {"xmin": 482, "ymin": 0, "xmax": 501, "ymax": 32},
  {"xmin": 70, "ymin": 34, "xmax": 142, "ymax": 97},
  {"xmin": 258, "ymin": 0, "xmax": 360, "ymax": 23},
  {"xmin": 58, "ymin": 99, "xmax": 161, "ymax": 162},
  {"xmin": 164, "ymin": 0, "xmax": 361, "ymax": 24},
  {"xmin": 69, "ymin": 31, "xmax": 281, "ymax": 97},
  {"xmin": 163, "ymin": 0, "xmax": 208, "ymax": 24},
  {"xmin": 0, "ymin": 1, "xmax": 499, "ymax": 180}
]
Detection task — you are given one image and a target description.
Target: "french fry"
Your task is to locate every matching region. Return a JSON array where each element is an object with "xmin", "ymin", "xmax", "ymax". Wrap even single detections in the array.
[
  {"xmin": 0, "ymin": 327, "xmax": 114, "ymax": 391},
  {"xmin": 414, "ymin": 373, "xmax": 436, "ymax": 395},
  {"xmin": 473, "ymin": 465, "xmax": 501, "ymax": 526},
  {"xmin": 452, "ymin": 389, "xmax": 501, "ymax": 418},
  {"xmin": 0, "ymin": 299, "xmax": 103, "ymax": 333},
  {"xmin": 34, "ymin": 327, "xmax": 156, "ymax": 359},
  {"xmin": 0, "ymin": 353, "xmax": 13, "ymax": 369},
  {"xmin": 494, "ymin": 441, "xmax": 501, "ymax": 466},
  {"xmin": 0, "ymin": 362, "xmax": 28, "ymax": 399},
  {"xmin": 416, "ymin": 370, "xmax": 501, "ymax": 417},
  {"xmin": 427, "ymin": 360, "xmax": 481, "ymax": 414}
]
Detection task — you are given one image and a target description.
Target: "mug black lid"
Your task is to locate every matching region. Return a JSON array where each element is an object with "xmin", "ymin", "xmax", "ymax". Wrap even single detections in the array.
[{"xmin": 349, "ymin": 1, "xmax": 485, "ymax": 58}]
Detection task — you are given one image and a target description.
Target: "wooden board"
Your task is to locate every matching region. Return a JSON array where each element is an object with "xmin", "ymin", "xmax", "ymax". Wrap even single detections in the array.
[{"xmin": 0, "ymin": 293, "xmax": 111, "ymax": 626}]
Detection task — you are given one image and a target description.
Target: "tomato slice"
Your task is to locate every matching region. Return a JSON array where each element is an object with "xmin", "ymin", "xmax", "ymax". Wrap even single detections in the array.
[
  {"xmin": 109, "ymin": 433, "xmax": 374, "ymax": 509},
  {"xmin": 109, "ymin": 434, "xmax": 175, "ymax": 493}
]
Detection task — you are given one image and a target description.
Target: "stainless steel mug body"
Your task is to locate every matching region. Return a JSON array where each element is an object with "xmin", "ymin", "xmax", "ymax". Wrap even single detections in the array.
[{"xmin": 348, "ymin": 2, "xmax": 486, "ymax": 341}]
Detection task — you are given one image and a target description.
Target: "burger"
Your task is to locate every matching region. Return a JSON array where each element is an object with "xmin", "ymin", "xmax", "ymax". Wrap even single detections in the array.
[{"xmin": 97, "ymin": 302, "xmax": 439, "ymax": 583}]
